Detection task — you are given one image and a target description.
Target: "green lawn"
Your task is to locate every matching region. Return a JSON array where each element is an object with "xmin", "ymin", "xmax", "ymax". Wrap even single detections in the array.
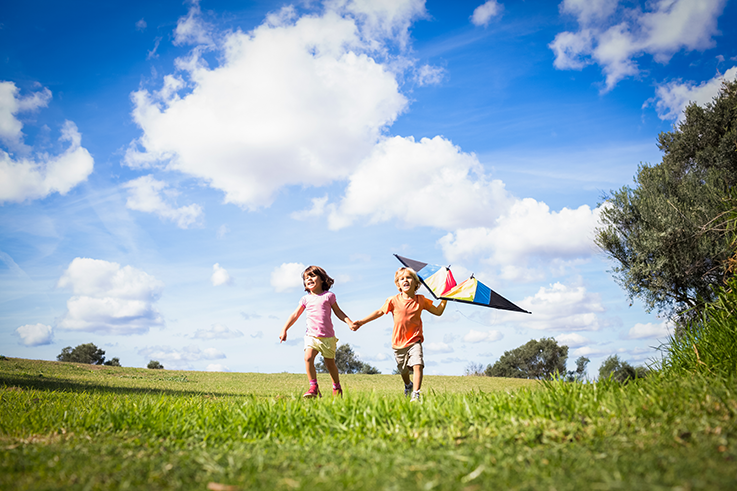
[{"xmin": 1, "ymin": 357, "xmax": 735, "ymax": 490}]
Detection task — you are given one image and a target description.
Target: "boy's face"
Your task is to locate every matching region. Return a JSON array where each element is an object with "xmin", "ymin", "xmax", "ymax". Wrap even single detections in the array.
[{"xmin": 396, "ymin": 272, "xmax": 417, "ymax": 294}]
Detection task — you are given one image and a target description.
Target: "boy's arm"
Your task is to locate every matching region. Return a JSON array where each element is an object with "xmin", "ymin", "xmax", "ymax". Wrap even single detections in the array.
[
  {"xmin": 279, "ymin": 304, "xmax": 305, "ymax": 342},
  {"xmin": 425, "ymin": 299, "xmax": 447, "ymax": 316},
  {"xmin": 353, "ymin": 309, "xmax": 385, "ymax": 329}
]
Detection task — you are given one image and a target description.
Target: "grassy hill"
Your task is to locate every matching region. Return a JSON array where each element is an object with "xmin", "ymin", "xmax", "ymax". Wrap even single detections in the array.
[{"xmin": 2, "ymin": 357, "xmax": 735, "ymax": 490}]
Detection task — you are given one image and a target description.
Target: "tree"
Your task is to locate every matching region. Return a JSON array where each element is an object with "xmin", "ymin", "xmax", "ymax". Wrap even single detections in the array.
[
  {"xmin": 596, "ymin": 80, "xmax": 737, "ymax": 324},
  {"xmin": 566, "ymin": 356, "xmax": 590, "ymax": 382},
  {"xmin": 317, "ymin": 344, "xmax": 380, "ymax": 374},
  {"xmin": 464, "ymin": 361, "xmax": 485, "ymax": 376},
  {"xmin": 485, "ymin": 338, "xmax": 568, "ymax": 379},
  {"xmin": 104, "ymin": 357, "xmax": 121, "ymax": 367},
  {"xmin": 147, "ymin": 360, "xmax": 164, "ymax": 369},
  {"xmin": 598, "ymin": 355, "xmax": 648, "ymax": 383},
  {"xmin": 57, "ymin": 343, "xmax": 107, "ymax": 365}
]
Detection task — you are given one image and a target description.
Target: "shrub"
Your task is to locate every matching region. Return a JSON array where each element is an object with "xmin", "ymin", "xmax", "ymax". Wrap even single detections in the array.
[{"xmin": 147, "ymin": 360, "xmax": 164, "ymax": 370}]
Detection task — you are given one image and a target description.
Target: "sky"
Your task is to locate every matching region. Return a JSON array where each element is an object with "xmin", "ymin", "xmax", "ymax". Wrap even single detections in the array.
[{"xmin": 2, "ymin": 0, "xmax": 736, "ymax": 378}]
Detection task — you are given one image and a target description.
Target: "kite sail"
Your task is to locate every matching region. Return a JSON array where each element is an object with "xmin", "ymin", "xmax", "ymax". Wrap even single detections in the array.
[{"xmin": 394, "ymin": 254, "xmax": 531, "ymax": 314}]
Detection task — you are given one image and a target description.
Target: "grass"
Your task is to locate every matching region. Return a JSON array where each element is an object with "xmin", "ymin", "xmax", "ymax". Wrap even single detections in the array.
[{"xmin": 2, "ymin": 358, "xmax": 736, "ymax": 490}]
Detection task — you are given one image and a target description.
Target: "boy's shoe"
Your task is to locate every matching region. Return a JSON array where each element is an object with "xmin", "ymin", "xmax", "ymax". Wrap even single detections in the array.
[
  {"xmin": 332, "ymin": 386, "xmax": 343, "ymax": 397},
  {"xmin": 303, "ymin": 385, "xmax": 321, "ymax": 398},
  {"xmin": 404, "ymin": 382, "xmax": 413, "ymax": 397},
  {"xmin": 410, "ymin": 390, "xmax": 421, "ymax": 402}
]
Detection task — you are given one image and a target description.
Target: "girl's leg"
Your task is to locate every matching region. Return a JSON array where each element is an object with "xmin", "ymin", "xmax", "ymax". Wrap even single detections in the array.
[
  {"xmin": 323, "ymin": 357, "xmax": 341, "ymax": 387},
  {"xmin": 412, "ymin": 364, "xmax": 423, "ymax": 392},
  {"xmin": 304, "ymin": 347, "xmax": 318, "ymax": 380}
]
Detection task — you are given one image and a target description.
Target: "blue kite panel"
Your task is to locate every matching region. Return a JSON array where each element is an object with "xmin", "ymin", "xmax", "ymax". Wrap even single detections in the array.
[
  {"xmin": 475, "ymin": 281, "xmax": 492, "ymax": 305},
  {"xmin": 417, "ymin": 264, "xmax": 440, "ymax": 280}
]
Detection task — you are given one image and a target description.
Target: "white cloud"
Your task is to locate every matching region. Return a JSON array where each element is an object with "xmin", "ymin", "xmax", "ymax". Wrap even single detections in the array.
[
  {"xmin": 550, "ymin": 0, "xmax": 728, "ymax": 90},
  {"xmin": 498, "ymin": 282, "xmax": 605, "ymax": 331},
  {"xmin": 138, "ymin": 344, "xmax": 225, "ymax": 370},
  {"xmin": 173, "ymin": 0, "xmax": 213, "ymax": 46},
  {"xmin": 326, "ymin": 0, "xmax": 427, "ymax": 49},
  {"xmin": 438, "ymin": 199, "xmax": 600, "ymax": 279},
  {"xmin": 56, "ymin": 258, "xmax": 164, "ymax": 335},
  {"xmin": 556, "ymin": 332, "xmax": 590, "ymax": 348},
  {"xmin": 329, "ymin": 135, "xmax": 513, "ymax": 230},
  {"xmin": 123, "ymin": 175, "xmax": 203, "ymax": 229},
  {"xmin": 463, "ymin": 329, "xmax": 503, "ymax": 343},
  {"xmin": 628, "ymin": 320, "xmax": 672, "ymax": 339},
  {"xmin": 291, "ymin": 195, "xmax": 329, "ymax": 220},
  {"xmin": 193, "ymin": 323, "xmax": 244, "ymax": 340},
  {"xmin": 424, "ymin": 342, "xmax": 454, "ymax": 353},
  {"xmin": 211, "ymin": 263, "xmax": 232, "ymax": 286},
  {"xmin": 415, "ymin": 64, "xmax": 445, "ymax": 86},
  {"xmin": 125, "ymin": 6, "xmax": 409, "ymax": 210},
  {"xmin": 471, "ymin": 1, "xmax": 503, "ymax": 27},
  {"xmin": 0, "ymin": 81, "xmax": 52, "ymax": 147},
  {"xmin": 0, "ymin": 121, "xmax": 94, "ymax": 204},
  {"xmin": 271, "ymin": 262, "xmax": 306, "ymax": 292},
  {"xmin": 136, "ymin": 19, "xmax": 147, "ymax": 31},
  {"xmin": 206, "ymin": 364, "xmax": 230, "ymax": 372},
  {"xmin": 649, "ymin": 66, "xmax": 737, "ymax": 122},
  {"xmin": 15, "ymin": 323, "xmax": 53, "ymax": 346}
]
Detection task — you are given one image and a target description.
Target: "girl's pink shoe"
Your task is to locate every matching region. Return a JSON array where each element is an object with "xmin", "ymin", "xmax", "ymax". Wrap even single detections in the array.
[
  {"xmin": 332, "ymin": 386, "xmax": 343, "ymax": 397},
  {"xmin": 303, "ymin": 385, "xmax": 321, "ymax": 398}
]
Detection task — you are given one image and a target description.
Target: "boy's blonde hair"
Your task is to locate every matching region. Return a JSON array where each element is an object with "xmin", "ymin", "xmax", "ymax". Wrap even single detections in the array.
[{"xmin": 394, "ymin": 267, "xmax": 421, "ymax": 293}]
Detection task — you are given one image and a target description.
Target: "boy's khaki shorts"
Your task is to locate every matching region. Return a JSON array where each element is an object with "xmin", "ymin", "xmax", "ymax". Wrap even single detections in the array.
[
  {"xmin": 394, "ymin": 342, "xmax": 424, "ymax": 374},
  {"xmin": 304, "ymin": 335, "xmax": 338, "ymax": 359}
]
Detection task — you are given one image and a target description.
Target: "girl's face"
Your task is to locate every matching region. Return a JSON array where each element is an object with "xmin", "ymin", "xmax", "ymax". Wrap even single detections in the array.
[
  {"xmin": 303, "ymin": 272, "xmax": 323, "ymax": 293},
  {"xmin": 396, "ymin": 272, "xmax": 417, "ymax": 295}
]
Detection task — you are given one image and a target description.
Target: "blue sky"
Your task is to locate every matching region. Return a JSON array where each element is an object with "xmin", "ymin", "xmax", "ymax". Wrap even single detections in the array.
[{"xmin": 2, "ymin": 0, "xmax": 736, "ymax": 377}]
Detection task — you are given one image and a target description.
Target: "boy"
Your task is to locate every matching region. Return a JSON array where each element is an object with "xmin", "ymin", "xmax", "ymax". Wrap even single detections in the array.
[{"xmin": 354, "ymin": 267, "xmax": 446, "ymax": 401}]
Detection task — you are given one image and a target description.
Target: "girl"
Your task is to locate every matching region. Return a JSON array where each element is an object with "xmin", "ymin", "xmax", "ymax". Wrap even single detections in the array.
[
  {"xmin": 279, "ymin": 265, "xmax": 354, "ymax": 397},
  {"xmin": 353, "ymin": 267, "xmax": 446, "ymax": 401}
]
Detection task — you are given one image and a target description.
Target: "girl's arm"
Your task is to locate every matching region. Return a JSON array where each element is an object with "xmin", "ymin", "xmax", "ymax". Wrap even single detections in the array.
[
  {"xmin": 279, "ymin": 304, "xmax": 305, "ymax": 342},
  {"xmin": 331, "ymin": 302, "xmax": 355, "ymax": 330},
  {"xmin": 353, "ymin": 309, "xmax": 385, "ymax": 329},
  {"xmin": 425, "ymin": 299, "xmax": 447, "ymax": 316}
]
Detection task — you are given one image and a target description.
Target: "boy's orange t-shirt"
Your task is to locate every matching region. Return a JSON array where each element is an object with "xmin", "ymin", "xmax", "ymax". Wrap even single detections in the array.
[{"xmin": 381, "ymin": 294, "xmax": 434, "ymax": 349}]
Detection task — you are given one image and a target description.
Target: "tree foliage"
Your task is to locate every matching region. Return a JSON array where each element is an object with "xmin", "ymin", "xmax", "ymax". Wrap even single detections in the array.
[
  {"xmin": 317, "ymin": 344, "xmax": 380, "ymax": 374},
  {"xmin": 57, "ymin": 343, "xmax": 107, "ymax": 365},
  {"xmin": 598, "ymin": 355, "xmax": 648, "ymax": 383},
  {"xmin": 595, "ymin": 80, "xmax": 737, "ymax": 323},
  {"xmin": 147, "ymin": 360, "xmax": 164, "ymax": 369},
  {"xmin": 485, "ymin": 338, "xmax": 568, "ymax": 380},
  {"xmin": 566, "ymin": 356, "xmax": 590, "ymax": 382}
]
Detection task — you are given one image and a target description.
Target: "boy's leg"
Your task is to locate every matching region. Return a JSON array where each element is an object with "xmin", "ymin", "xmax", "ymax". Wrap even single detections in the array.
[{"xmin": 412, "ymin": 364, "xmax": 423, "ymax": 392}]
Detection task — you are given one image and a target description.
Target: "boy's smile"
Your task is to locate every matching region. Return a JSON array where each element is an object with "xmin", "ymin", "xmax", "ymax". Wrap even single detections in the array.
[{"xmin": 397, "ymin": 273, "xmax": 416, "ymax": 295}]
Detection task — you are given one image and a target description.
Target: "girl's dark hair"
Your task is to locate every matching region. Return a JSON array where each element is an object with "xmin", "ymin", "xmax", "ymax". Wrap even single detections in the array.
[{"xmin": 302, "ymin": 265, "xmax": 334, "ymax": 292}]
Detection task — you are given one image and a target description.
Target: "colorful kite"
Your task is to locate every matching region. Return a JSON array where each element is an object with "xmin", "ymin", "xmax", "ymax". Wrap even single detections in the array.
[{"xmin": 394, "ymin": 254, "xmax": 532, "ymax": 314}]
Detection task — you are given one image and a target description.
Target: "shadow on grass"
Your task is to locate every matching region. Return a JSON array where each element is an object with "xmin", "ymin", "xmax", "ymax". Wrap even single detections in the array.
[{"xmin": 0, "ymin": 373, "xmax": 258, "ymax": 399}]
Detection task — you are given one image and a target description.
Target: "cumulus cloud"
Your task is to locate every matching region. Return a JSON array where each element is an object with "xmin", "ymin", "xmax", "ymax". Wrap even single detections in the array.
[
  {"xmin": 123, "ymin": 175, "xmax": 203, "ymax": 229},
  {"xmin": 628, "ymin": 320, "xmax": 672, "ymax": 339},
  {"xmin": 206, "ymin": 364, "xmax": 230, "ymax": 372},
  {"xmin": 550, "ymin": 0, "xmax": 727, "ymax": 90},
  {"xmin": 211, "ymin": 263, "xmax": 232, "ymax": 286},
  {"xmin": 415, "ymin": 64, "xmax": 445, "ymax": 86},
  {"xmin": 556, "ymin": 332, "xmax": 590, "ymax": 348},
  {"xmin": 498, "ymin": 282, "xmax": 605, "ymax": 331},
  {"xmin": 173, "ymin": 0, "xmax": 213, "ymax": 46},
  {"xmin": 138, "ymin": 344, "xmax": 225, "ymax": 370},
  {"xmin": 192, "ymin": 323, "xmax": 243, "ymax": 339},
  {"xmin": 649, "ymin": 66, "xmax": 737, "ymax": 122},
  {"xmin": 329, "ymin": 135, "xmax": 513, "ymax": 230},
  {"xmin": 271, "ymin": 262, "xmax": 306, "ymax": 292},
  {"xmin": 125, "ymin": 3, "xmax": 410, "ymax": 210},
  {"xmin": 15, "ymin": 323, "xmax": 53, "ymax": 346},
  {"xmin": 424, "ymin": 342, "xmax": 454, "ymax": 353},
  {"xmin": 439, "ymin": 199, "xmax": 601, "ymax": 280},
  {"xmin": 463, "ymin": 329, "xmax": 503, "ymax": 343},
  {"xmin": 471, "ymin": 0, "xmax": 503, "ymax": 27},
  {"xmin": 57, "ymin": 258, "xmax": 164, "ymax": 335}
]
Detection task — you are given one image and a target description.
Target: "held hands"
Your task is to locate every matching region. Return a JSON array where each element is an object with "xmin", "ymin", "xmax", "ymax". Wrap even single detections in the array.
[{"xmin": 351, "ymin": 320, "xmax": 363, "ymax": 331}]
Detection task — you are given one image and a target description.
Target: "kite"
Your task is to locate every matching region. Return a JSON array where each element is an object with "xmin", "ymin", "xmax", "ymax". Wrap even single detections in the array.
[{"xmin": 394, "ymin": 254, "xmax": 532, "ymax": 314}]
